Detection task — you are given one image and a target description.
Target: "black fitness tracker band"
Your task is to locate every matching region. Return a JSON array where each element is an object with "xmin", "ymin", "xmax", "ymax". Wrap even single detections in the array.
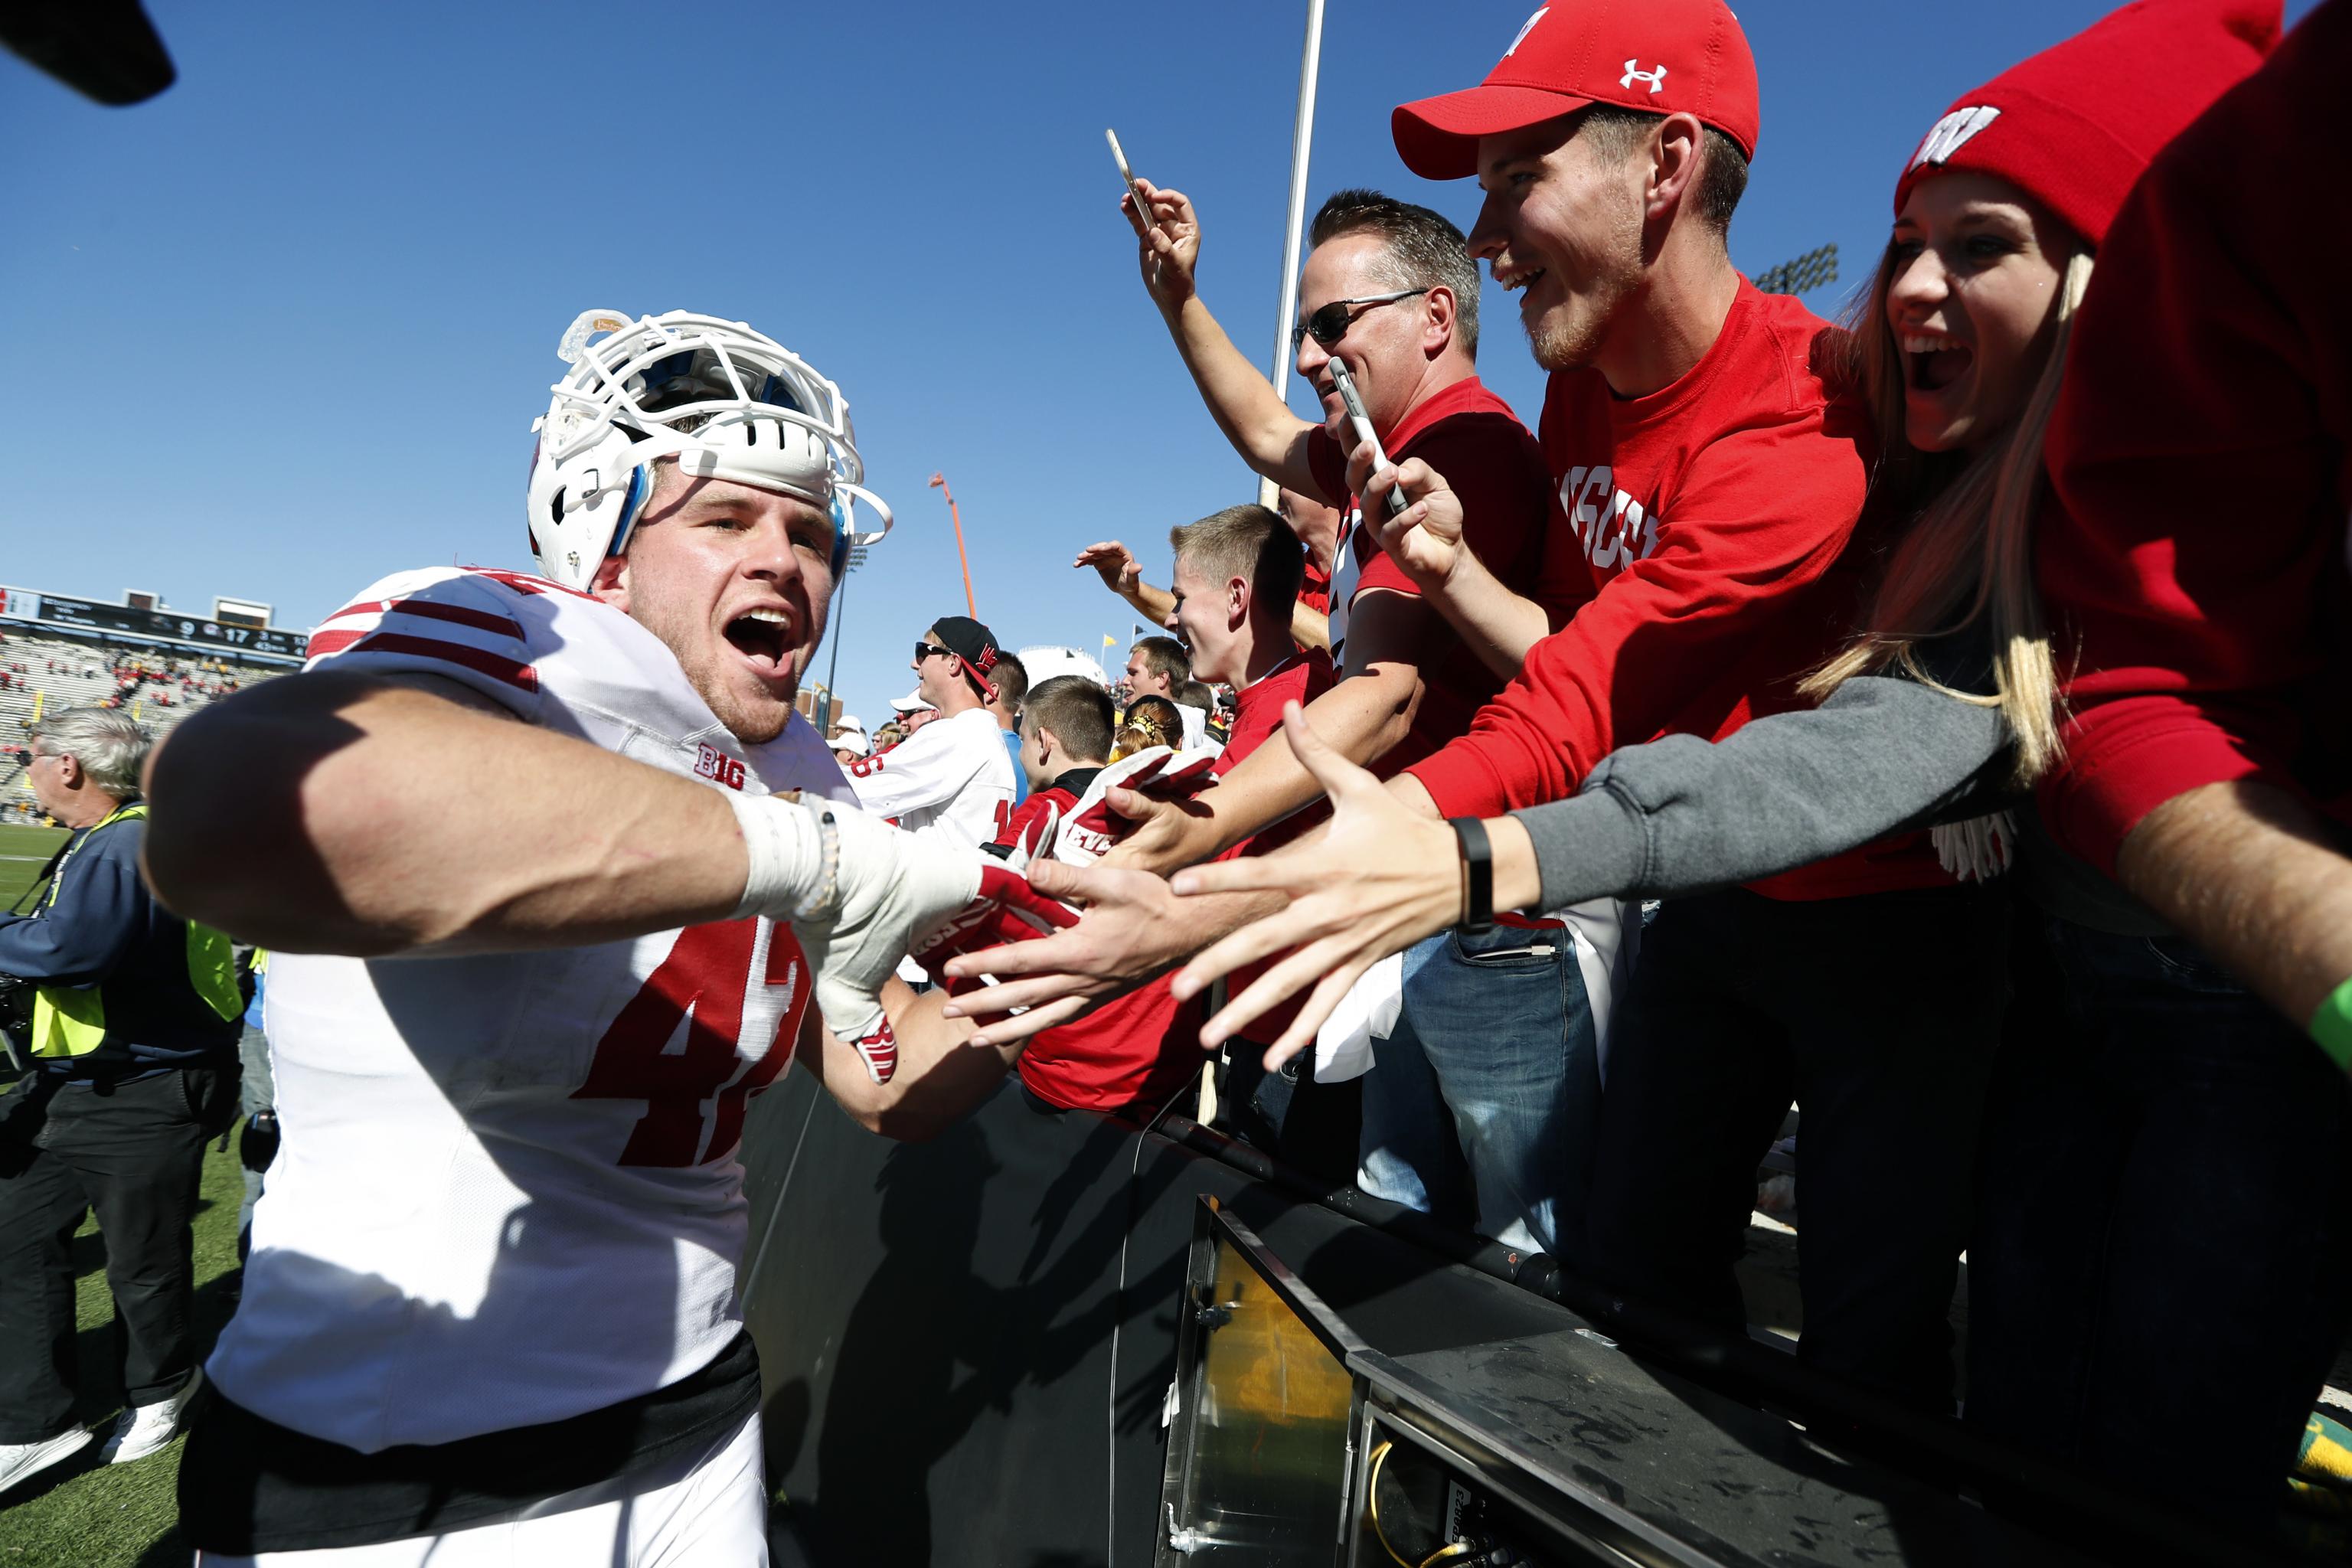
[{"xmin": 1450, "ymin": 817, "xmax": 1494, "ymax": 933}]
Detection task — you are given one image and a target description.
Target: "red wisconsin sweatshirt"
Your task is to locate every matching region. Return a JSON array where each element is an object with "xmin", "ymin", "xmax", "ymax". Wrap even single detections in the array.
[
  {"xmin": 1406, "ymin": 280, "xmax": 1945, "ymax": 900},
  {"xmin": 2036, "ymin": 0, "xmax": 2352, "ymax": 874}
]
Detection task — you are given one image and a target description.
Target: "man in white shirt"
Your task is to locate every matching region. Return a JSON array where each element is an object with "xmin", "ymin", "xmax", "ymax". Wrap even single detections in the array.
[{"xmin": 844, "ymin": 616, "xmax": 1018, "ymax": 848}]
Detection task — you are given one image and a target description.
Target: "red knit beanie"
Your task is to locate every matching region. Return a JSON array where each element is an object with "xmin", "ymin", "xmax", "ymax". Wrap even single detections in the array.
[{"xmin": 1893, "ymin": 0, "xmax": 2278, "ymax": 247}]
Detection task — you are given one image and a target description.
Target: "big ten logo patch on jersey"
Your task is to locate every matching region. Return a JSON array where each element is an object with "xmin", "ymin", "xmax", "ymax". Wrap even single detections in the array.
[
  {"xmin": 694, "ymin": 742, "xmax": 747, "ymax": 791},
  {"xmin": 572, "ymin": 917, "xmax": 810, "ymax": 1168},
  {"xmin": 1560, "ymin": 465, "xmax": 1662, "ymax": 571}
]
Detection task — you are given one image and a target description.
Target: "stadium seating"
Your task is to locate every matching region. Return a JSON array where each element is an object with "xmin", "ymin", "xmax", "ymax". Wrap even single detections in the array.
[{"xmin": 0, "ymin": 626, "xmax": 292, "ymax": 823}]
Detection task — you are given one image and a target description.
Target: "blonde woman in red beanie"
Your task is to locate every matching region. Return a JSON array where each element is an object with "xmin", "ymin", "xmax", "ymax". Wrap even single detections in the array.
[{"xmin": 1165, "ymin": 0, "xmax": 2311, "ymax": 1509}]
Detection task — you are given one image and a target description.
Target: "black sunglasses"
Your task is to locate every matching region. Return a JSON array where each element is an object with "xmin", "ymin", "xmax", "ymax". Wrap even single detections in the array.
[
  {"xmin": 1290, "ymin": 288, "xmax": 1429, "ymax": 352},
  {"xmin": 914, "ymin": 640, "xmax": 952, "ymax": 663}
]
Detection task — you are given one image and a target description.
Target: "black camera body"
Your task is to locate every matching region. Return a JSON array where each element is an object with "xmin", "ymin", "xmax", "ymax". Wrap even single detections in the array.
[{"xmin": 0, "ymin": 972, "xmax": 34, "ymax": 1051}]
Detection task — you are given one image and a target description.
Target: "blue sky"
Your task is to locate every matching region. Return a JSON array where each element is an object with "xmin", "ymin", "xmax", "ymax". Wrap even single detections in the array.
[{"xmin": 0, "ymin": 0, "xmax": 2312, "ymax": 725}]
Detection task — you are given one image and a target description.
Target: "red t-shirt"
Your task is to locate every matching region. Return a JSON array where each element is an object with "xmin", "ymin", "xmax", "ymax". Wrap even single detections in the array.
[
  {"xmin": 1008, "ymin": 767, "xmax": 1206, "ymax": 1114},
  {"xmin": 1307, "ymin": 376, "xmax": 1585, "ymax": 772},
  {"xmin": 2037, "ymin": 0, "xmax": 2352, "ymax": 874},
  {"xmin": 1404, "ymin": 282, "xmax": 1945, "ymax": 901},
  {"xmin": 1210, "ymin": 648, "xmax": 1339, "ymax": 1047}
]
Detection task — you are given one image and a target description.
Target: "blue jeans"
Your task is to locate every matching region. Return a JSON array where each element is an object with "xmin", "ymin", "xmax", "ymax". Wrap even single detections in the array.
[
  {"xmin": 1970, "ymin": 914, "xmax": 2352, "ymax": 1527},
  {"xmin": 1358, "ymin": 923, "xmax": 1599, "ymax": 1259}
]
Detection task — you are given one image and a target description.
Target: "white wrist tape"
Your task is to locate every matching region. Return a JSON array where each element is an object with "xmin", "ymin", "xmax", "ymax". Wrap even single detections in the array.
[{"xmin": 726, "ymin": 789, "xmax": 833, "ymax": 923}]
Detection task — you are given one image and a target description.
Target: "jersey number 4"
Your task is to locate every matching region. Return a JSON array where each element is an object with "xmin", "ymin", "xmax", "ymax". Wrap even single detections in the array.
[{"xmin": 571, "ymin": 918, "xmax": 810, "ymax": 1167}]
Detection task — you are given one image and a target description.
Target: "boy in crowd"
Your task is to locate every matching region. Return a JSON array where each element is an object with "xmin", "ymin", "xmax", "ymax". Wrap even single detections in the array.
[
  {"xmin": 1165, "ymin": 505, "xmax": 1355, "ymax": 1179},
  {"xmin": 1001, "ymin": 676, "xmax": 1116, "ymax": 853},
  {"xmin": 978, "ymin": 677, "xmax": 1207, "ymax": 1118}
]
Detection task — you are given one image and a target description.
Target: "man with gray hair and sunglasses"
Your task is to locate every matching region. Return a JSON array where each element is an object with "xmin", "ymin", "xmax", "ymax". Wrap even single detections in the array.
[{"xmin": 0, "ymin": 707, "xmax": 245, "ymax": 1497}]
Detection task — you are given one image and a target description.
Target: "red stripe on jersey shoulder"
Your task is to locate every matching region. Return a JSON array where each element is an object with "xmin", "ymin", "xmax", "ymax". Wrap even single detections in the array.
[
  {"xmin": 307, "ymin": 629, "xmax": 538, "ymax": 693},
  {"xmin": 322, "ymin": 596, "xmax": 524, "ymax": 640},
  {"xmin": 462, "ymin": 566, "xmax": 596, "ymax": 600}
]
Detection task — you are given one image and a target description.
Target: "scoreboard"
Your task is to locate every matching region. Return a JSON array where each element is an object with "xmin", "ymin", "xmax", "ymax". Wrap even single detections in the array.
[{"xmin": 0, "ymin": 587, "xmax": 306, "ymax": 662}]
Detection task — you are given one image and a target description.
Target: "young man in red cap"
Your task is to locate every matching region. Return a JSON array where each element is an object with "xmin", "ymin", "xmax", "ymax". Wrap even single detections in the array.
[
  {"xmin": 844, "ymin": 616, "xmax": 1018, "ymax": 851},
  {"xmin": 1371, "ymin": 0, "xmax": 2008, "ymax": 1407}
]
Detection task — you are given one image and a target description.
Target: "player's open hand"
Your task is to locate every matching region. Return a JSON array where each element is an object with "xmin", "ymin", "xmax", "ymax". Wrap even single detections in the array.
[
  {"xmin": 1348, "ymin": 446, "xmax": 1468, "ymax": 591},
  {"xmin": 786, "ymin": 803, "xmax": 987, "ymax": 1083},
  {"xmin": 1122, "ymin": 178, "xmax": 1201, "ymax": 312},
  {"xmin": 1167, "ymin": 701, "xmax": 1463, "ymax": 1070},
  {"xmin": 939, "ymin": 858, "xmax": 1203, "ymax": 1047},
  {"xmin": 1073, "ymin": 541, "xmax": 1143, "ymax": 596}
]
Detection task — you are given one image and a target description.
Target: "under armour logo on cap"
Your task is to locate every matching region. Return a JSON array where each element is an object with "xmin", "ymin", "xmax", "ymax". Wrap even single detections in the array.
[
  {"xmin": 1393, "ymin": 0, "xmax": 1759, "ymax": 180},
  {"xmin": 1909, "ymin": 106, "xmax": 2001, "ymax": 171}
]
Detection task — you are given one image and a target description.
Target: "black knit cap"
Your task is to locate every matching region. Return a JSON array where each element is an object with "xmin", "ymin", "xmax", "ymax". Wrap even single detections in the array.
[{"xmin": 929, "ymin": 615, "xmax": 1001, "ymax": 701}]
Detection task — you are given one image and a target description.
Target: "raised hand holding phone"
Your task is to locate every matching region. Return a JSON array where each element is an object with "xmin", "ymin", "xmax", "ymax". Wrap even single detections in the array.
[
  {"xmin": 1109, "ymin": 132, "xmax": 1201, "ymax": 313},
  {"xmin": 1106, "ymin": 129, "xmax": 1155, "ymax": 236},
  {"xmin": 1326, "ymin": 358, "xmax": 1407, "ymax": 519}
]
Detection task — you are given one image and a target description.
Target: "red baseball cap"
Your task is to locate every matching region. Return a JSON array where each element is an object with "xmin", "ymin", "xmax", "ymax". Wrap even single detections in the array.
[{"xmin": 1393, "ymin": 0, "xmax": 1760, "ymax": 181}]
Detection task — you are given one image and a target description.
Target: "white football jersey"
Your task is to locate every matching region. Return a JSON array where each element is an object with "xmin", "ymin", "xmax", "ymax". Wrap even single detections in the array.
[
  {"xmin": 841, "ymin": 705, "xmax": 1014, "ymax": 849},
  {"xmin": 204, "ymin": 566, "xmax": 856, "ymax": 1451}
]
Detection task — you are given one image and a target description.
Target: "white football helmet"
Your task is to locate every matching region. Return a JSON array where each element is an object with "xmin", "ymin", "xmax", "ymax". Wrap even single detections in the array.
[{"xmin": 525, "ymin": 309, "xmax": 892, "ymax": 590}]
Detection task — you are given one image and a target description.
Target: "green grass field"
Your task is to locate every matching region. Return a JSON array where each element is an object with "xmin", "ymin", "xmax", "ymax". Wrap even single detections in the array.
[
  {"xmin": 0, "ymin": 822, "xmax": 799, "ymax": 1560},
  {"xmin": 0, "ymin": 1109, "xmax": 243, "ymax": 1566},
  {"xmin": 0, "ymin": 823, "xmax": 67, "ymax": 911}
]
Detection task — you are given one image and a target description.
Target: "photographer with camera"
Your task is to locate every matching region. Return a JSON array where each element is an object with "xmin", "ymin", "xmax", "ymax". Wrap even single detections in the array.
[{"xmin": 0, "ymin": 709, "xmax": 243, "ymax": 1495}]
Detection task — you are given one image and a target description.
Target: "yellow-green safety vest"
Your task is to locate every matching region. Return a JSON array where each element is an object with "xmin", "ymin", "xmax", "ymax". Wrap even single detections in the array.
[{"xmin": 30, "ymin": 802, "xmax": 243, "ymax": 1060}]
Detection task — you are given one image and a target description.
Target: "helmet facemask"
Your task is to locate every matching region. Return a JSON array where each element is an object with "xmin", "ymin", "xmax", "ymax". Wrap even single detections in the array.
[{"xmin": 526, "ymin": 310, "xmax": 892, "ymax": 590}]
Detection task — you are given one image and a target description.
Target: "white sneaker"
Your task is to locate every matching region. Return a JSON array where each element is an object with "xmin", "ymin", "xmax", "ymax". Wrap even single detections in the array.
[
  {"xmin": 98, "ymin": 1366, "xmax": 204, "ymax": 1465},
  {"xmin": 0, "ymin": 1426, "xmax": 94, "ymax": 1494}
]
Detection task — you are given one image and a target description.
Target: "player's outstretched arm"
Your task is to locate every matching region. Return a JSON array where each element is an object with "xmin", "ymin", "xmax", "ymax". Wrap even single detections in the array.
[
  {"xmin": 142, "ymin": 671, "xmax": 753, "ymax": 956},
  {"xmin": 1124, "ymin": 178, "xmax": 1325, "ymax": 501},
  {"xmin": 794, "ymin": 982, "xmax": 1021, "ymax": 1142}
]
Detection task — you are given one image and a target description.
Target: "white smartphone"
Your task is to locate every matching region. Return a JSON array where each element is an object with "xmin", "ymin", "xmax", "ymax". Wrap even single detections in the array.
[
  {"xmin": 1106, "ymin": 128, "xmax": 1155, "ymax": 234},
  {"xmin": 1326, "ymin": 358, "xmax": 1407, "ymax": 518}
]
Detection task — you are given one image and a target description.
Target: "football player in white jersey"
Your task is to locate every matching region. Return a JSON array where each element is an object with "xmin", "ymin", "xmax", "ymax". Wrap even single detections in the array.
[
  {"xmin": 844, "ymin": 615, "xmax": 1018, "ymax": 847},
  {"xmin": 139, "ymin": 310, "xmax": 1063, "ymax": 1566}
]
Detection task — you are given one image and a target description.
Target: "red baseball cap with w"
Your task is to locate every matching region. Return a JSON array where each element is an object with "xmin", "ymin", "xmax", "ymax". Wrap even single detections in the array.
[{"xmin": 1393, "ymin": 0, "xmax": 1760, "ymax": 181}]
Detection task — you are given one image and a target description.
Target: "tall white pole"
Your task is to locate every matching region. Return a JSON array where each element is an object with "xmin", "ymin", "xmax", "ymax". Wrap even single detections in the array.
[{"xmin": 1258, "ymin": 0, "xmax": 1328, "ymax": 509}]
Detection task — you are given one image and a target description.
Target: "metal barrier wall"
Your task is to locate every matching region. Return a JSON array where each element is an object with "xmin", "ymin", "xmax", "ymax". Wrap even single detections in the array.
[{"xmin": 738, "ymin": 1071, "xmax": 2286, "ymax": 1568}]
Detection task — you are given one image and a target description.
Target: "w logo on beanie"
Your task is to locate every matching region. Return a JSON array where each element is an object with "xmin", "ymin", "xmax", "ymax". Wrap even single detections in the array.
[{"xmin": 1909, "ymin": 106, "xmax": 2001, "ymax": 172}]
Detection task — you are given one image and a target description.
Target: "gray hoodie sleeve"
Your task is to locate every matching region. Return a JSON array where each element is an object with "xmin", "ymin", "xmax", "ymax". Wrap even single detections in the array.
[{"xmin": 1508, "ymin": 666, "xmax": 2012, "ymax": 910}]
